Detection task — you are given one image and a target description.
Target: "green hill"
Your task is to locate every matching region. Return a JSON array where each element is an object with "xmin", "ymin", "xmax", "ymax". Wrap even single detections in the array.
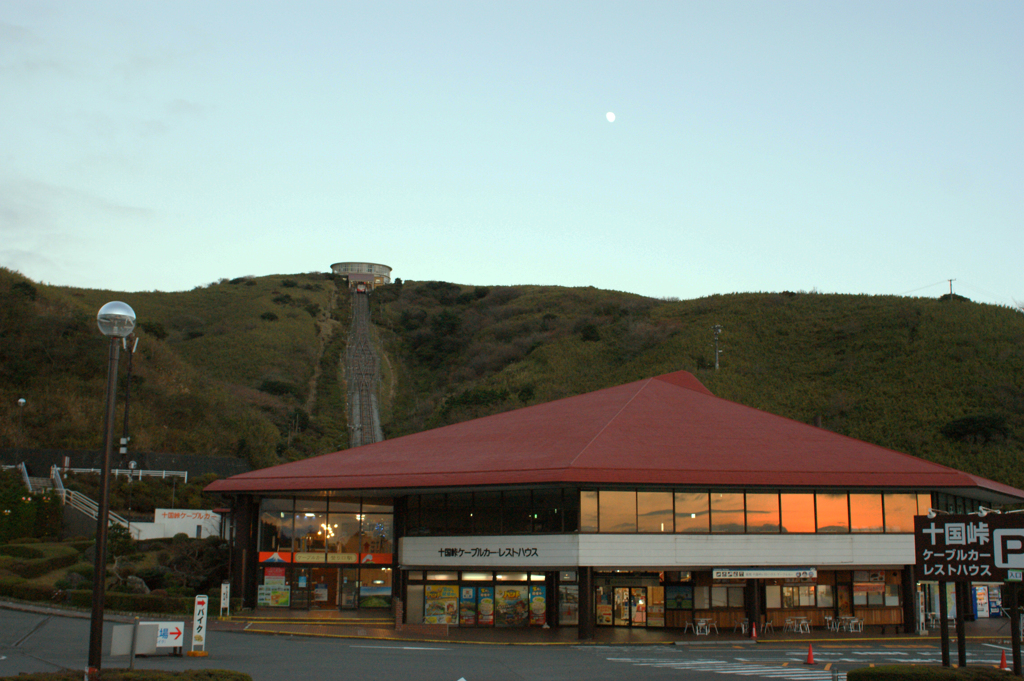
[{"xmin": 2, "ymin": 268, "xmax": 1023, "ymax": 490}]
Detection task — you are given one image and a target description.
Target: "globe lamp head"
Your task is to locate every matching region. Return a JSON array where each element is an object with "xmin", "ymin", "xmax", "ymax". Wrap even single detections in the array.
[{"xmin": 96, "ymin": 301, "xmax": 136, "ymax": 338}]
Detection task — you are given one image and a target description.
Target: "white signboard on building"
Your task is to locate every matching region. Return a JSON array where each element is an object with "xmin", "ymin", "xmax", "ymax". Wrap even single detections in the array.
[{"xmin": 400, "ymin": 535, "xmax": 579, "ymax": 568}]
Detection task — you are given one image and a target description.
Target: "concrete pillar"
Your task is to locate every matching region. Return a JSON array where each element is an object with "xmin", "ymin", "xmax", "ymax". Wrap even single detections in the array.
[{"xmin": 578, "ymin": 566, "xmax": 595, "ymax": 640}]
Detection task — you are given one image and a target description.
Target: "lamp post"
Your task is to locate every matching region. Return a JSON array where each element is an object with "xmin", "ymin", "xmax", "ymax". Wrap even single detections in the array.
[
  {"xmin": 87, "ymin": 301, "xmax": 135, "ymax": 679},
  {"xmin": 17, "ymin": 398, "xmax": 26, "ymax": 435}
]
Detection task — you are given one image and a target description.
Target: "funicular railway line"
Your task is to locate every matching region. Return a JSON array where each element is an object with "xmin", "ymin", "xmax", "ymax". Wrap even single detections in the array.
[{"xmin": 346, "ymin": 291, "xmax": 383, "ymax": 447}]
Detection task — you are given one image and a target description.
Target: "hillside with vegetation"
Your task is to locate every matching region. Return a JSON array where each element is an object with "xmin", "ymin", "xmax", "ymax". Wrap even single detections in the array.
[{"xmin": 2, "ymin": 266, "xmax": 1023, "ymax": 491}]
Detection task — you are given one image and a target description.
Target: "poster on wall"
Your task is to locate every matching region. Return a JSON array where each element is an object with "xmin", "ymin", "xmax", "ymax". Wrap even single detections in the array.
[
  {"xmin": 460, "ymin": 587, "xmax": 477, "ymax": 626},
  {"xmin": 529, "ymin": 586, "xmax": 546, "ymax": 626},
  {"xmin": 647, "ymin": 586, "xmax": 665, "ymax": 627},
  {"xmin": 665, "ymin": 585, "xmax": 693, "ymax": 610},
  {"xmin": 478, "ymin": 587, "xmax": 495, "ymax": 626},
  {"xmin": 596, "ymin": 603, "xmax": 613, "ymax": 625},
  {"xmin": 263, "ymin": 567, "xmax": 286, "ymax": 586},
  {"xmin": 257, "ymin": 585, "xmax": 291, "ymax": 607},
  {"xmin": 495, "ymin": 586, "xmax": 529, "ymax": 627},
  {"xmin": 424, "ymin": 585, "xmax": 458, "ymax": 624},
  {"xmin": 558, "ymin": 585, "xmax": 579, "ymax": 625}
]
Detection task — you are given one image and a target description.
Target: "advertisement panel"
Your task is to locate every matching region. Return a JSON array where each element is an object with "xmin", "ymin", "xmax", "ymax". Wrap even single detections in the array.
[
  {"xmin": 424, "ymin": 585, "xmax": 458, "ymax": 624},
  {"xmin": 495, "ymin": 586, "xmax": 529, "ymax": 627},
  {"xmin": 478, "ymin": 587, "xmax": 495, "ymax": 626},
  {"xmin": 459, "ymin": 587, "xmax": 477, "ymax": 626}
]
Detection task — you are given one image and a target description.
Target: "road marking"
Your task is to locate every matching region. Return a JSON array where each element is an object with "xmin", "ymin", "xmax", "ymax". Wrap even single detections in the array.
[
  {"xmin": 350, "ymin": 645, "xmax": 447, "ymax": 651},
  {"xmin": 606, "ymin": 657, "xmax": 847, "ymax": 681}
]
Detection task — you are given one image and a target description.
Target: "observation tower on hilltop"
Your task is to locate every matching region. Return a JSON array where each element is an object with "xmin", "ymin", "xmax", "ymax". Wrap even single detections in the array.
[{"xmin": 330, "ymin": 262, "xmax": 392, "ymax": 291}]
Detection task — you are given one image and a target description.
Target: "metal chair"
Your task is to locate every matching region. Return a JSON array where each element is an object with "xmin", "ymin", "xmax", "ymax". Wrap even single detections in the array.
[{"xmin": 762, "ymin": 619, "xmax": 774, "ymax": 634}]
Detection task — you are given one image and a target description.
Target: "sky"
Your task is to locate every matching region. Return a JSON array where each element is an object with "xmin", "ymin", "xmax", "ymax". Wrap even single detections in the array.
[{"xmin": 2, "ymin": 1, "xmax": 1021, "ymax": 307}]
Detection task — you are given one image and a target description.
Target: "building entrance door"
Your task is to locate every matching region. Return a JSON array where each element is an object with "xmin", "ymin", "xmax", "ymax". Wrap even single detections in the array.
[
  {"xmin": 613, "ymin": 587, "xmax": 648, "ymax": 627},
  {"xmin": 310, "ymin": 567, "xmax": 337, "ymax": 609},
  {"xmin": 340, "ymin": 567, "xmax": 359, "ymax": 609}
]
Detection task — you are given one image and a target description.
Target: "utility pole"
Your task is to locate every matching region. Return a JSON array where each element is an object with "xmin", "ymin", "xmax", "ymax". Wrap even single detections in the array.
[
  {"xmin": 948, "ymin": 279, "xmax": 956, "ymax": 296},
  {"xmin": 711, "ymin": 325, "xmax": 723, "ymax": 371}
]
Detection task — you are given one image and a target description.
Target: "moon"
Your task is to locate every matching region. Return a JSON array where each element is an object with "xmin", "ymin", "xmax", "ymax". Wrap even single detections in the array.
[{"xmin": 606, "ymin": 112, "xmax": 615, "ymax": 123}]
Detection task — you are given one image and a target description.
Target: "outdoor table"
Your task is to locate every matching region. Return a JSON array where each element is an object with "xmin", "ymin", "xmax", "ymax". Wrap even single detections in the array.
[{"xmin": 695, "ymin": 618, "xmax": 713, "ymax": 635}]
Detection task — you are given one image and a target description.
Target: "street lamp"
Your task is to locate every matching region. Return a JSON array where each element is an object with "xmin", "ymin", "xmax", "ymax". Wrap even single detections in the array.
[
  {"xmin": 17, "ymin": 398, "xmax": 25, "ymax": 434},
  {"xmin": 88, "ymin": 301, "xmax": 135, "ymax": 679}
]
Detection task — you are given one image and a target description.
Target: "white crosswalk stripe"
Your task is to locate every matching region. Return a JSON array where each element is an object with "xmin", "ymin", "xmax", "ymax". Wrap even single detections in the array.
[{"xmin": 604, "ymin": 657, "xmax": 847, "ymax": 681}]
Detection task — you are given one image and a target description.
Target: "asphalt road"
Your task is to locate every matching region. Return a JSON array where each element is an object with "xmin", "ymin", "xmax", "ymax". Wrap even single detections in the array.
[{"xmin": 1, "ymin": 608, "xmax": 1017, "ymax": 681}]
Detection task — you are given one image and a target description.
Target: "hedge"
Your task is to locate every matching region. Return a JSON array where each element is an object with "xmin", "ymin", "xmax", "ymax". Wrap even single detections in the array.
[
  {"xmin": 848, "ymin": 665, "xmax": 1011, "ymax": 681},
  {"xmin": 7, "ymin": 551, "xmax": 80, "ymax": 579}
]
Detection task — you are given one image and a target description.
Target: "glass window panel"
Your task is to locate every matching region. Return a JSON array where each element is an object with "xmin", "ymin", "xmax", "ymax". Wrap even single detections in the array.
[
  {"xmin": 475, "ymin": 491, "xmax": 502, "ymax": 534},
  {"xmin": 530, "ymin": 573, "xmax": 546, "ymax": 581},
  {"xmin": 853, "ymin": 590, "xmax": 867, "ymax": 606},
  {"xmin": 780, "ymin": 493, "xmax": 815, "ymax": 533},
  {"xmin": 818, "ymin": 585, "xmax": 834, "ymax": 608},
  {"xmin": 728, "ymin": 587, "xmax": 745, "ymax": 608},
  {"xmin": 447, "ymin": 492, "xmax": 473, "ymax": 534},
  {"xmin": 294, "ymin": 511, "xmax": 327, "ymax": 552},
  {"xmin": 883, "ymin": 493, "xmax": 917, "ymax": 533},
  {"xmin": 496, "ymin": 572, "xmax": 528, "ymax": 581},
  {"xmin": 675, "ymin": 492, "xmax": 709, "ymax": 533},
  {"xmin": 782, "ymin": 586, "xmax": 797, "ymax": 608},
  {"xmin": 711, "ymin": 586, "xmax": 729, "ymax": 608},
  {"xmin": 766, "ymin": 586, "xmax": 782, "ymax": 609},
  {"xmin": 502, "ymin": 490, "xmax": 532, "ymax": 534},
  {"xmin": 462, "ymin": 572, "xmax": 492, "ymax": 581},
  {"xmin": 259, "ymin": 498, "xmax": 293, "ymax": 552},
  {"xmin": 359, "ymin": 567, "xmax": 392, "ymax": 608},
  {"xmin": 533, "ymin": 488, "xmax": 565, "ymax": 533},
  {"xmin": 581, "ymin": 491, "xmax": 598, "ymax": 533},
  {"xmin": 798, "ymin": 586, "xmax": 816, "ymax": 607},
  {"xmin": 420, "ymin": 494, "xmax": 447, "ymax": 535},
  {"xmin": 694, "ymin": 586, "xmax": 710, "ymax": 609},
  {"xmin": 637, "ymin": 491, "xmax": 673, "ymax": 533},
  {"xmin": 362, "ymin": 513, "xmax": 393, "ymax": 554},
  {"xmin": 885, "ymin": 585, "xmax": 900, "ymax": 607},
  {"xmin": 600, "ymin": 491, "xmax": 637, "ymax": 533},
  {"xmin": 407, "ymin": 571, "xmax": 423, "ymax": 580},
  {"xmin": 710, "ymin": 492, "xmax": 744, "ymax": 533},
  {"xmin": 816, "ymin": 493, "xmax": 849, "ymax": 533},
  {"xmin": 329, "ymin": 496, "xmax": 361, "ymax": 512},
  {"xmin": 427, "ymin": 571, "xmax": 458, "ymax": 580},
  {"xmin": 850, "ymin": 494, "xmax": 884, "ymax": 532},
  {"xmin": 746, "ymin": 493, "xmax": 780, "ymax": 533},
  {"xmin": 361, "ymin": 498, "xmax": 393, "ymax": 513},
  {"xmin": 867, "ymin": 590, "xmax": 884, "ymax": 606},
  {"xmin": 326, "ymin": 512, "xmax": 360, "ymax": 553},
  {"xmin": 295, "ymin": 497, "xmax": 328, "ymax": 512},
  {"xmin": 917, "ymin": 493, "xmax": 932, "ymax": 515}
]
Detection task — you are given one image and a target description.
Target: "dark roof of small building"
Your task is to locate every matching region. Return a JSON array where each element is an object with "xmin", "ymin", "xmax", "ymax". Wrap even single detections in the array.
[{"xmin": 205, "ymin": 371, "xmax": 1024, "ymax": 503}]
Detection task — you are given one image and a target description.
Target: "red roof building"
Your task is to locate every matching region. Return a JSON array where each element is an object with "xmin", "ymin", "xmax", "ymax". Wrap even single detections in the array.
[{"xmin": 209, "ymin": 371, "xmax": 1024, "ymax": 636}]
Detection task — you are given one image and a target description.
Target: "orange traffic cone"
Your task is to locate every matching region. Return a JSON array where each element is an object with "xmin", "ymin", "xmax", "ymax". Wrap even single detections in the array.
[
  {"xmin": 751, "ymin": 621, "xmax": 757, "ymax": 640},
  {"xmin": 805, "ymin": 645, "xmax": 815, "ymax": 665},
  {"xmin": 1000, "ymin": 650, "xmax": 1008, "ymax": 671}
]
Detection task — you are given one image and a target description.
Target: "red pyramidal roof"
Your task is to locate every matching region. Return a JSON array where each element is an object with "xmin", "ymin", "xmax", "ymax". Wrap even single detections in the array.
[{"xmin": 205, "ymin": 370, "xmax": 1024, "ymax": 502}]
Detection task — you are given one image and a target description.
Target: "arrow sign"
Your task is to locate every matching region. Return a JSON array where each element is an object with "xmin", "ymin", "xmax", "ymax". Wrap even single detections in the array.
[{"xmin": 170, "ymin": 626, "xmax": 182, "ymax": 640}]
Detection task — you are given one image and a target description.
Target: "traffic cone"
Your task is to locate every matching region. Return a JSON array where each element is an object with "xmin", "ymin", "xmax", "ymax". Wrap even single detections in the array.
[
  {"xmin": 751, "ymin": 621, "xmax": 757, "ymax": 640},
  {"xmin": 805, "ymin": 645, "xmax": 815, "ymax": 665},
  {"xmin": 1000, "ymin": 650, "xmax": 1008, "ymax": 671}
]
